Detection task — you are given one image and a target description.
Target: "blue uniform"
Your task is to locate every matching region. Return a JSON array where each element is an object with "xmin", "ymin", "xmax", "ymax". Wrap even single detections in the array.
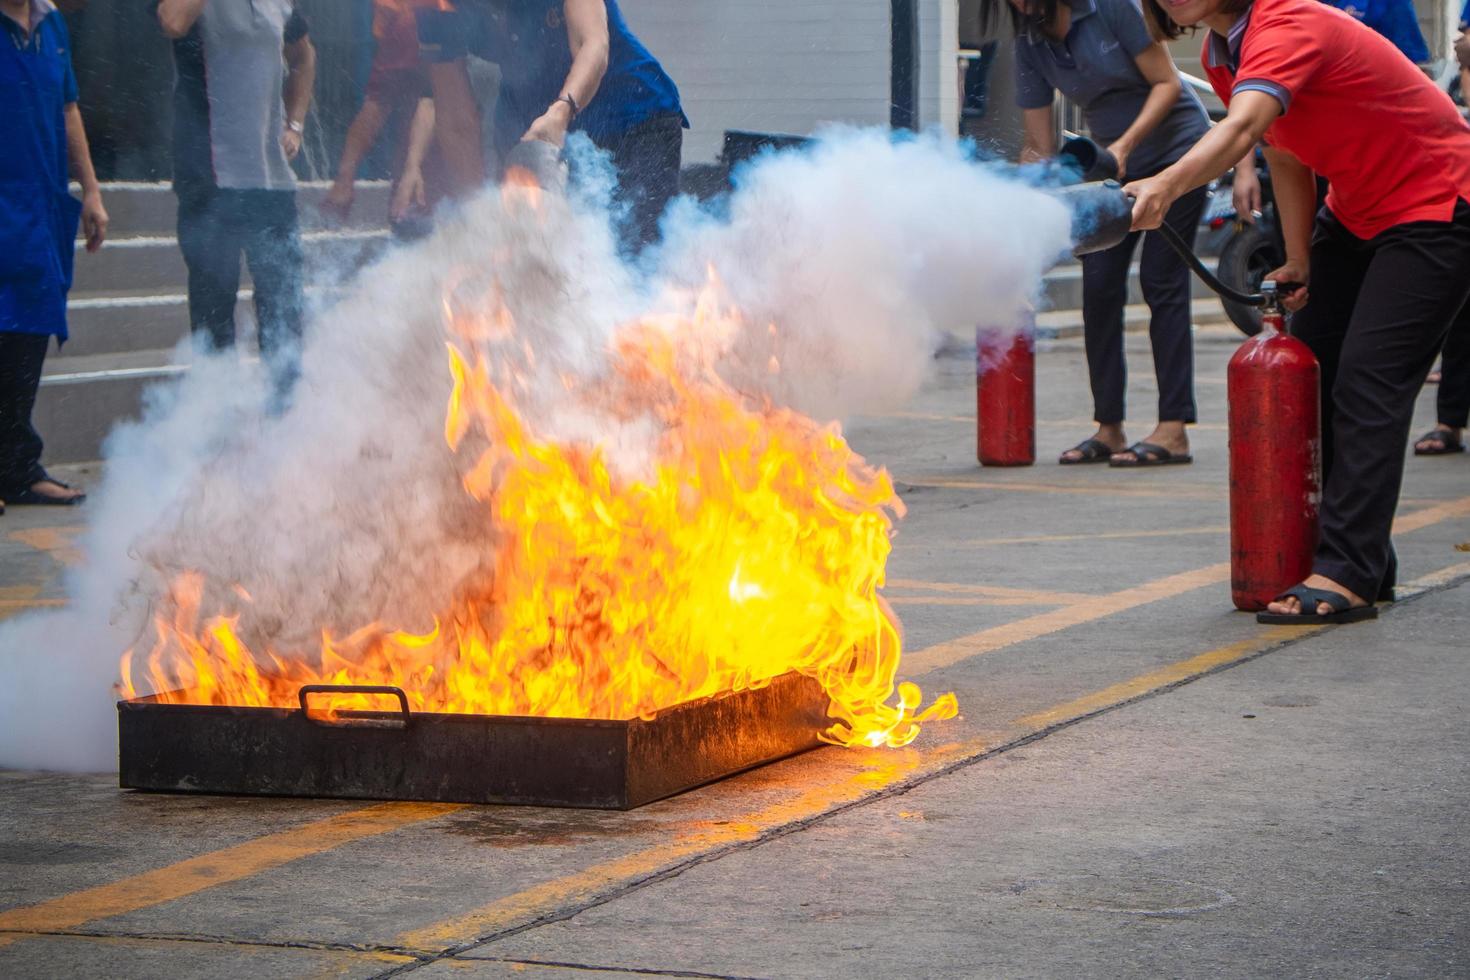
[
  {"xmin": 1321, "ymin": 0, "xmax": 1430, "ymax": 62},
  {"xmin": 0, "ymin": 0, "xmax": 81, "ymax": 341}
]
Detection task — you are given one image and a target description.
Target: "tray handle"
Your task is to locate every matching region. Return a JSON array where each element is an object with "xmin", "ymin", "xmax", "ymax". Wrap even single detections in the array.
[{"xmin": 298, "ymin": 685, "xmax": 411, "ymax": 729}]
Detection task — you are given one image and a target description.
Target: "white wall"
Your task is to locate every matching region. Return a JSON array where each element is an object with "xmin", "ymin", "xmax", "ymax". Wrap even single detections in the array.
[{"xmin": 621, "ymin": 1, "xmax": 957, "ymax": 163}]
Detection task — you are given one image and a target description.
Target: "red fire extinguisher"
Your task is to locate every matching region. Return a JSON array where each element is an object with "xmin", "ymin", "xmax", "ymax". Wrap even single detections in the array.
[
  {"xmin": 1226, "ymin": 282, "xmax": 1321, "ymax": 611},
  {"xmin": 976, "ymin": 312, "xmax": 1035, "ymax": 467}
]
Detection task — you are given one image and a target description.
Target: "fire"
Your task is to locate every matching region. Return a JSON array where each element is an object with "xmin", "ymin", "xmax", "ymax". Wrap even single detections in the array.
[{"xmin": 120, "ymin": 207, "xmax": 957, "ymax": 749}]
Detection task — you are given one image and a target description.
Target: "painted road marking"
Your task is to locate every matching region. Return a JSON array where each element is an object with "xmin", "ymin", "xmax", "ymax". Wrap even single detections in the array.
[
  {"xmin": 901, "ymin": 477, "xmax": 1225, "ymax": 501},
  {"xmin": 0, "ymin": 803, "xmax": 465, "ymax": 947},
  {"xmin": 885, "ymin": 579, "xmax": 1094, "ymax": 603},
  {"xmin": 960, "ymin": 525, "xmax": 1228, "ymax": 548},
  {"xmin": 4, "ymin": 499, "xmax": 1466, "ymax": 953},
  {"xmin": 391, "ymin": 560, "xmax": 1470, "ymax": 956}
]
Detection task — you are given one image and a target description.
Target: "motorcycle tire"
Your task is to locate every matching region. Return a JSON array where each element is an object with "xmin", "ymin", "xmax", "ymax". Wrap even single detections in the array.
[{"xmin": 1216, "ymin": 221, "xmax": 1284, "ymax": 337}]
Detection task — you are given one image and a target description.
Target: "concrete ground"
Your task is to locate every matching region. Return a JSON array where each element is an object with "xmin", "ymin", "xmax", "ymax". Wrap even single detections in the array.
[{"xmin": 2, "ymin": 325, "xmax": 1468, "ymax": 978}]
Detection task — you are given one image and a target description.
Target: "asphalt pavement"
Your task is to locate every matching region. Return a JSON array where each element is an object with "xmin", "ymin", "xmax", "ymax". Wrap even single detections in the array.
[{"xmin": 2, "ymin": 326, "xmax": 1467, "ymax": 978}]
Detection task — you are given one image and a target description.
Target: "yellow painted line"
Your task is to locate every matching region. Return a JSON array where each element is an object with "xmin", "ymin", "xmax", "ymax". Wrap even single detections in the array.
[
  {"xmin": 904, "ymin": 562, "xmax": 1233, "ymax": 677},
  {"xmin": 888, "ymin": 595, "xmax": 1067, "ymax": 608},
  {"xmin": 0, "ymin": 802, "xmax": 465, "ymax": 944},
  {"xmin": 1391, "ymin": 495, "xmax": 1470, "ymax": 534},
  {"xmin": 1017, "ymin": 626, "xmax": 1313, "ymax": 729},
  {"xmin": 903, "ymin": 477, "xmax": 1223, "ymax": 501},
  {"xmin": 885, "ymin": 579, "xmax": 1094, "ymax": 604},
  {"xmin": 959, "ymin": 525, "xmax": 1228, "ymax": 548},
  {"xmin": 400, "ymin": 561, "xmax": 1470, "ymax": 952},
  {"xmin": 7, "ymin": 527, "xmax": 85, "ymax": 567},
  {"xmin": 0, "ymin": 598, "xmax": 66, "ymax": 610},
  {"xmin": 0, "ymin": 585, "xmax": 41, "ymax": 601}
]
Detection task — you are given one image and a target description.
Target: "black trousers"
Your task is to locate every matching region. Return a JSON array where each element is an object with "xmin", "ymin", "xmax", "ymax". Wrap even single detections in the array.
[
  {"xmin": 1291, "ymin": 200, "xmax": 1470, "ymax": 601},
  {"xmin": 593, "ymin": 112, "xmax": 683, "ymax": 253},
  {"xmin": 176, "ymin": 187, "xmax": 305, "ymax": 386},
  {"xmin": 0, "ymin": 332, "xmax": 50, "ymax": 498},
  {"xmin": 1434, "ymin": 294, "xmax": 1470, "ymax": 429},
  {"xmin": 1081, "ymin": 183, "xmax": 1207, "ymax": 425}
]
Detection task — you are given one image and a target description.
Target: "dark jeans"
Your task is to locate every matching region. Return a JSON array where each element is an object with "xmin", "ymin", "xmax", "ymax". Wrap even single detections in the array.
[
  {"xmin": 593, "ymin": 112, "xmax": 684, "ymax": 253},
  {"xmin": 1081, "ymin": 184, "xmax": 1207, "ymax": 425},
  {"xmin": 0, "ymin": 332, "xmax": 50, "ymax": 498},
  {"xmin": 176, "ymin": 186, "xmax": 305, "ymax": 387},
  {"xmin": 1291, "ymin": 200, "xmax": 1470, "ymax": 601},
  {"xmin": 1434, "ymin": 294, "xmax": 1470, "ymax": 429}
]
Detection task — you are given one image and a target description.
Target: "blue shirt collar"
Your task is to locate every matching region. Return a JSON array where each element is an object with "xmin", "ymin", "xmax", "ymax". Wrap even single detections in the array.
[
  {"xmin": 1206, "ymin": 5, "xmax": 1253, "ymax": 71},
  {"xmin": 1024, "ymin": 0, "xmax": 1098, "ymax": 45},
  {"xmin": 3, "ymin": 0, "xmax": 58, "ymax": 47}
]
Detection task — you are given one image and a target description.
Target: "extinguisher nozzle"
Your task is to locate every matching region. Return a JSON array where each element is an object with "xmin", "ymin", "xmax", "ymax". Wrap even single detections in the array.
[{"xmin": 1053, "ymin": 181, "xmax": 1134, "ymax": 257}]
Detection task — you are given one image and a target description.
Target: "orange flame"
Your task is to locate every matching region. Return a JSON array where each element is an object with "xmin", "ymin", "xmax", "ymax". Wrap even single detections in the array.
[{"xmin": 120, "ymin": 271, "xmax": 957, "ymax": 748}]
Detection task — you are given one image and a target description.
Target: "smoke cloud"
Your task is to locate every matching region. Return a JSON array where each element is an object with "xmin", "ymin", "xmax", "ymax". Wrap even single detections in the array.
[{"xmin": 0, "ymin": 129, "xmax": 1070, "ymax": 771}]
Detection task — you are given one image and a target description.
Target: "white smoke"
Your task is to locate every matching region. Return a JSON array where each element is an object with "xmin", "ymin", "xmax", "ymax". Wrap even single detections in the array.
[{"xmin": 0, "ymin": 129, "xmax": 1070, "ymax": 771}]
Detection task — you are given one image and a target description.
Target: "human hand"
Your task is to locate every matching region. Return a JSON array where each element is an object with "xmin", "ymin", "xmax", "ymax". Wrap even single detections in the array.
[
  {"xmin": 1232, "ymin": 166, "xmax": 1261, "ymax": 224},
  {"xmin": 1122, "ymin": 172, "xmax": 1181, "ymax": 231},
  {"xmin": 1454, "ymin": 30, "xmax": 1468, "ymax": 71},
  {"xmin": 320, "ymin": 180, "xmax": 353, "ymax": 222},
  {"xmin": 1266, "ymin": 258, "xmax": 1310, "ymax": 312},
  {"xmin": 281, "ymin": 127, "xmax": 302, "ymax": 160},
  {"xmin": 390, "ymin": 168, "xmax": 427, "ymax": 222},
  {"xmin": 1105, "ymin": 140, "xmax": 1131, "ymax": 181},
  {"xmin": 81, "ymin": 189, "xmax": 108, "ymax": 252},
  {"xmin": 521, "ymin": 100, "xmax": 573, "ymax": 148}
]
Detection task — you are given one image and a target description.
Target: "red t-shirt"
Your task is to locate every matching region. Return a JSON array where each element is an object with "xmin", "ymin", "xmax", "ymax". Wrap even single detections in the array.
[{"xmin": 1203, "ymin": 0, "xmax": 1470, "ymax": 239}]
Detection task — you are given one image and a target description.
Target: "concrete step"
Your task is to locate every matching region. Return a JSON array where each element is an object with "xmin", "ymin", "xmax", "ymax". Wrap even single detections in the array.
[
  {"xmin": 70, "ymin": 227, "xmax": 389, "ymax": 296},
  {"xmin": 35, "ymin": 347, "xmax": 185, "ymax": 466},
  {"xmin": 81, "ymin": 180, "xmax": 394, "ymax": 239}
]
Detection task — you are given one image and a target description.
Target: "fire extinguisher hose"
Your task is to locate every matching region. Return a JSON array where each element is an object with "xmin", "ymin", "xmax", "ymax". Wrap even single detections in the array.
[{"xmin": 1152, "ymin": 221, "xmax": 1304, "ymax": 309}]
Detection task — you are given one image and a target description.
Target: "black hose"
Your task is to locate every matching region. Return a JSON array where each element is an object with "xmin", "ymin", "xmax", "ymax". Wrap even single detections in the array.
[{"xmin": 1152, "ymin": 220, "xmax": 1305, "ymax": 310}]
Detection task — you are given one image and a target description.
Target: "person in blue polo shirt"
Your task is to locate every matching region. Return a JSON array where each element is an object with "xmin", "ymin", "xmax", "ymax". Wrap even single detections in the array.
[
  {"xmin": 0, "ymin": 0, "xmax": 107, "ymax": 511},
  {"xmin": 418, "ymin": 0, "xmax": 686, "ymax": 250},
  {"xmin": 985, "ymin": 0, "xmax": 1211, "ymax": 468},
  {"xmin": 1319, "ymin": 0, "xmax": 1428, "ymax": 62}
]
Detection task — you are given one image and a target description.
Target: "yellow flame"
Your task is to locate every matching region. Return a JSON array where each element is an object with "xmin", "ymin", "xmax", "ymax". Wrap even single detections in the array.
[{"xmin": 119, "ymin": 270, "xmax": 958, "ymax": 747}]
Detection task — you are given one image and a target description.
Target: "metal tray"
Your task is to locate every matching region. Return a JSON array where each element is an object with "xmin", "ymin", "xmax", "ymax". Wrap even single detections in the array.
[{"xmin": 117, "ymin": 672, "xmax": 830, "ymax": 810}]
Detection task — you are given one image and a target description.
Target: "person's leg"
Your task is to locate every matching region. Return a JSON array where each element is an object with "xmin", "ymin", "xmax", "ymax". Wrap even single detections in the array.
[
  {"xmin": 1429, "ymin": 296, "xmax": 1470, "ymax": 435},
  {"xmin": 176, "ymin": 187, "xmax": 243, "ymax": 351},
  {"xmin": 600, "ymin": 114, "xmax": 683, "ymax": 253},
  {"xmin": 1284, "ymin": 204, "xmax": 1470, "ymax": 612},
  {"xmin": 242, "ymin": 190, "xmax": 306, "ymax": 395},
  {"xmin": 1117, "ymin": 184, "xmax": 1208, "ymax": 460},
  {"xmin": 1282, "ymin": 209, "xmax": 1370, "ymax": 483},
  {"xmin": 1064, "ymin": 228, "xmax": 1139, "ymax": 460},
  {"xmin": 0, "ymin": 333, "xmax": 51, "ymax": 498}
]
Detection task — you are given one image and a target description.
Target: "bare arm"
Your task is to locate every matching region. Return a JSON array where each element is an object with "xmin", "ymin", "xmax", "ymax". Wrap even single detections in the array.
[
  {"xmin": 332, "ymin": 100, "xmax": 389, "ymax": 184},
  {"xmin": 520, "ymin": 0, "xmax": 611, "ymax": 146},
  {"xmin": 1107, "ymin": 44, "xmax": 1183, "ymax": 180},
  {"xmin": 1231, "ymin": 147, "xmax": 1261, "ymax": 223},
  {"xmin": 64, "ymin": 103, "xmax": 107, "ymax": 252},
  {"xmin": 1124, "ymin": 90, "xmax": 1282, "ymax": 230},
  {"xmin": 391, "ymin": 98, "xmax": 437, "ymax": 221},
  {"xmin": 1019, "ymin": 105, "xmax": 1056, "ymax": 163},
  {"xmin": 281, "ymin": 35, "xmax": 315, "ymax": 160},
  {"xmin": 155, "ymin": 0, "xmax": 207, "ymax": 38},
  {"xmin": 1261, "ymin": 146, "xmax": 1314, "ymax": 303}
]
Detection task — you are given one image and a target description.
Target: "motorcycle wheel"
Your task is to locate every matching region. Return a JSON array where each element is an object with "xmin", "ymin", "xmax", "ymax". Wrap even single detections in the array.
[{"xmin": 1216, "ymin": 221, "xmax": 1284, "ymax": 337}]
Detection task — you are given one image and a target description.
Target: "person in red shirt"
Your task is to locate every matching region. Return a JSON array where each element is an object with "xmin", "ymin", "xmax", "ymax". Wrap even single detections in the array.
[{"xmin": 1128, "ymin": 0, "xmax": 1470, "ymax": 624}]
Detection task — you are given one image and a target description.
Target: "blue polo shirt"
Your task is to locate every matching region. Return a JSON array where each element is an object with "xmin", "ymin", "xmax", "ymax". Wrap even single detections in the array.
[
  {"xmin": 1013, "ymin": 0, "xmax": 1209, "ymax": 178},
  {"xmin": 1320, "ymin": 0, "xmax": 1429, "ymax": 62},
  {"xmin": 0, "ymin": 0, "xmax": 82, "ymax": 340},
  {"xmin": 421, "ymin": 0, "xmax": 685, "ymax": 154}
]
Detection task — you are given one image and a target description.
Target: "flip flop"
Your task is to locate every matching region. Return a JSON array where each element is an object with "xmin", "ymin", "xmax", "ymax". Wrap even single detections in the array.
[
  {"xmin": 1058, "ymin": 437, "xmax": 1117, "ymax": 465},
  {"xmin": 1108, "ymin": 441, "xmax": 1192, "ymax": 468},
  {"xmin": 1412, "ymin": 428, "xmax": 1464, "ymax": 456},
  {"xmin": 1256, "ymin": 584, "xmax": 1379, "ymax": 625},
  {"xmin": 5, "ymin": 479, "xmax": 86, "ymax": 507}
]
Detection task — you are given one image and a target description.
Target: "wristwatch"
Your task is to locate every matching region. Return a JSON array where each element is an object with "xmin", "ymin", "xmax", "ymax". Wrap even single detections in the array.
[{"xmin": 287, "ymin": 120, "xmax": 304, "ymax": 134}]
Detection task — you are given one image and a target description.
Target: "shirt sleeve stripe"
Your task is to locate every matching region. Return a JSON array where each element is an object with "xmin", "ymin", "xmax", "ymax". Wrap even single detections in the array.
[{"xmin": 1232, "ymin": 78, "xmax": 1292, "ymax": 114}]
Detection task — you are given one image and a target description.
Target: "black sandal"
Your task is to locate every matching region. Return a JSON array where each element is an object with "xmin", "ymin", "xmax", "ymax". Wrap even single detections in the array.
[
  {"xmin": 1059, "ymin": 438, "xmax": 1117, "ymax": 465},
  {"xmin": 1108, "ymin": 441, "xmax": 1192, "ymax": 467},
  {"xmin": 1256, "ymin": 584, "xmax": 1379, "ymax": 625},
  {"xmin": 1412, "ymin": 428, "xmax": 1464, "ymax": 456}
]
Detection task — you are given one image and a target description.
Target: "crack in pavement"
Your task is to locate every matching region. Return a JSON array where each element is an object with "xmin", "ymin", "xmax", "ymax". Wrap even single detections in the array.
[{"xmin": 474, "ymin": 956, "xmax": 772, "ymax": 979}]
